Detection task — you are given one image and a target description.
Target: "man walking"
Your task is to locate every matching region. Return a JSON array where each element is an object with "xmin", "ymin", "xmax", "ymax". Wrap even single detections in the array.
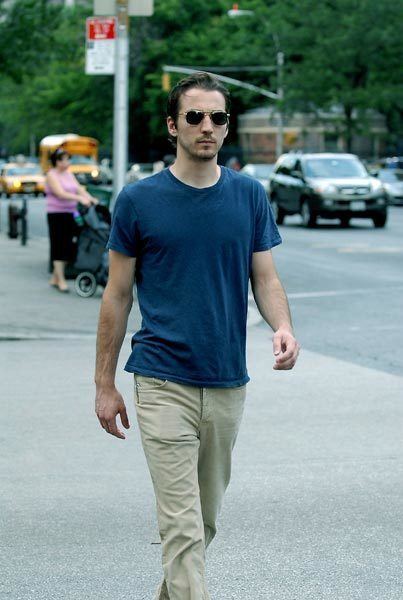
[{"xmin": 95, "ymin": 72, "xmax": 299, "ymax": 600}]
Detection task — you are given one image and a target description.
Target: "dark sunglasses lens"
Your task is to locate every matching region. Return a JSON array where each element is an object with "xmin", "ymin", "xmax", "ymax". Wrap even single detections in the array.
[
  {"xmin": 185, "ymin": 111, "xmax": 228, "ymax": 125},
  {"xmin": 211, "ymin": 112, "xmax": 228, "ymax": 125},
  {"xmin": 186, "ymin": 111, "xmax": 204, "ymax": 125}
]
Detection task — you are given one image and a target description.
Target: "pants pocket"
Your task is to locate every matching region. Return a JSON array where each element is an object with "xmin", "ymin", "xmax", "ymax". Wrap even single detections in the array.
[{"xmin": 134, "ymin": 374, "xmax": 169, "ymax": 405}]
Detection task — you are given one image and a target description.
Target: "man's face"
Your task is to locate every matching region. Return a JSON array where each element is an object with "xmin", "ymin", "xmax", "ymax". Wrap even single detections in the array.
[{"xmin": 167, "ymin": 88, "xmax": 229, "ymax": 162}]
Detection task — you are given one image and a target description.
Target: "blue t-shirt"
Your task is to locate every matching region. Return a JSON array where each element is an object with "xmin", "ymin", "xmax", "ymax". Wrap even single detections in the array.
[{"xmin": 107, "ymin": 166, "xmax": 281, "ymax": 387}]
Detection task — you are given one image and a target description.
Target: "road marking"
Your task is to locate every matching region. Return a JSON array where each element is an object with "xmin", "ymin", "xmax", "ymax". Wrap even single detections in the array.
[
  {"xmin": 311, "ymin": 243, "xmax": 369, "ymax": 249},
  {"xmin": 0, "ymin": 331, "xmax": 136, "ymax": 341},
  {"xmin": 249, "ymin": 286, "xmax": 403, "ymax": 304},
  {"xmin": 0, "ymin": 331, "xmax": 97, "ymax": 340},
  {"xmin": 338, "ymin": 246, "xmax": 403, "ymax": 254},
  {"xmin": 4, "ymin": 285, "xmax": 402, "ymax": 337},
  {"xmin": 310, "ymin": 242, "xmax": 403, "ymax": 254},
  {"xmin": 289, "ymin": 286, "xmax": 403, "ymax": 298}
]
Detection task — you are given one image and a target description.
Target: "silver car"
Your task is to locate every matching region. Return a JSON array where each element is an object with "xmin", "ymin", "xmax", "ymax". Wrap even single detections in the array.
[{"xmin": 377, "ymin": 169, "xmax": 403, "ymax": 206}]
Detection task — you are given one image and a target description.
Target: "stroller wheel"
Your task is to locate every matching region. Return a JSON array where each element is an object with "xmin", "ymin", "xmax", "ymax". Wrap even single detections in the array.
[{"xmin": 75, "ymin": 272, "xmax": 97, "ymax": 297}]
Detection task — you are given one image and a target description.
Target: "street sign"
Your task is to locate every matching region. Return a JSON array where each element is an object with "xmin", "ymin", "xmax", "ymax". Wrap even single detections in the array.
[
  {"xmin": 85, "ymin": 17, "xmax": 116, "ymax": 75},
  {"xmin": 91, "ymin": 1, "xmax": 154, "ymax": 208},
  {"xmin": 94, "ymin": 0, "xmax": 153, "ymax": 16}
]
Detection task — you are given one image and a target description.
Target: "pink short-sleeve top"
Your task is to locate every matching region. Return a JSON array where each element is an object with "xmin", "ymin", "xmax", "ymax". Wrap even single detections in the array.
[{"xmin": 45, "ymin": 169, "xmax": 79, "ymax": 214}]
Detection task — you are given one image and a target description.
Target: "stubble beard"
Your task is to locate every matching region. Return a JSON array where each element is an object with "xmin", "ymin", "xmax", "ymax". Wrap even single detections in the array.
[{"xmin": 178, "ymin": 137, "xmax": 221, "ymax": 163}]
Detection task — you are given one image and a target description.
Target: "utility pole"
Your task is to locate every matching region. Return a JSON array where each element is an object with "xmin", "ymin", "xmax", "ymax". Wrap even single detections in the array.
[
  {"xmin": 112, "ymin": 0, "xmax": 129, "ymax": 204},
  {"xmin": 228, "ymin": 5, "xmax": 284, "ymax": 159},
  {"xmin": 276, "ymin": 51, "xmax": 284, "ymax": 158}
]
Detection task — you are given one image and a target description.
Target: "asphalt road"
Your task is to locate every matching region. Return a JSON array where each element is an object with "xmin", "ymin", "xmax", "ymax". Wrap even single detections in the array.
[
  {"xmin": 2, "ymin": 194, "xmax": 402, "ymax": 375},
  {"xmin": 272, "ymin": 209, "xmax": 403, "ymax": 376}
]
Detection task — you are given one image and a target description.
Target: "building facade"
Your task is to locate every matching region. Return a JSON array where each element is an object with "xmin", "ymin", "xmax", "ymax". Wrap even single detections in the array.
[{"xmin": 238, "ymin": 107, "xmax": 387, "ymax": 163}]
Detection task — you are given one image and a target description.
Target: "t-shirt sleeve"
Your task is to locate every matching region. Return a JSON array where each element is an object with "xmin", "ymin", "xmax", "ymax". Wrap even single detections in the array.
[
  {"xmin": 107, "ymin": 188, "xmax": 139, "ymax": 257},
  {"xmin": 253, "ymin": 184, "xmax": 282, "ymax": 252}
]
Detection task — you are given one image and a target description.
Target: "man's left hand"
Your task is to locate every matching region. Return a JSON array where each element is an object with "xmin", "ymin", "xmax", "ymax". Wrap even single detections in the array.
[{"xmin": 273, "ymin": 327, "xmax": 300, "ymax": 370}]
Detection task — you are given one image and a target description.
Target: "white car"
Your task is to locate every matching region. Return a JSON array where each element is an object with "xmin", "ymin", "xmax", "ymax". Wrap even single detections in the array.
[
  {"xmin": 240, "ymin": 163, "xmax": 275, "ymax": 192},
  {"xmin": 125, "ymin": 163, "xmax": 155, "ymax": 184},
  {"xmin": 377, "ymin": 169, "xmax": 403, "ymax": 206}
]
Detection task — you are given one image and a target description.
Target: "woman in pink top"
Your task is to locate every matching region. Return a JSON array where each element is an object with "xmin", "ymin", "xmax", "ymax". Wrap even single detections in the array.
[{"xmin": 46, "ymin": 148, "xmax": 97, "ymax": 292}]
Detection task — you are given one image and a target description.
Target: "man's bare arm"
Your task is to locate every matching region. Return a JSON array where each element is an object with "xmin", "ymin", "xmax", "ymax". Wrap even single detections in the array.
[
  {"xmin": 95, "ymin": 250, "xmax": 136, "ymax": 439},
  {"xmin": 251, "ymin": 250, "xmax": 300, "ymax": 370}
]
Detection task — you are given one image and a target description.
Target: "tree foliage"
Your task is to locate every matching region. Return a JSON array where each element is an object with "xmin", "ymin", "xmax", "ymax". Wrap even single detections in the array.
[
  {"xmin": 0, "ymin": 0, "xmax": 113, "ymax": 156},
  {"xmin": 272, "ymin": 0, "xmax": 403, "ymax": 149},
  {"xmin": 0, "ymin": 0, "xmax": 401, "ymax": 159}
]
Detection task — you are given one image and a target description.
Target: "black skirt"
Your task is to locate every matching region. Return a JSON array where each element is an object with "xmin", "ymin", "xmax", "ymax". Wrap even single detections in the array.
[{"xmin": 47, "ymin": 212, "xmax": 78, "ymax": 262}]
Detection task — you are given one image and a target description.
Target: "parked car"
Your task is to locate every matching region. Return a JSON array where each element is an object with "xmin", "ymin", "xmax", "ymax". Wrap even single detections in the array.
[
  {"xmin": 98, "ymin": 158, "xmax": 113, "ymax": 184},
  {"xmin": 0, "ymin": 162, "xmax": 45, "ymax": 197},
  {"xmin": 240, "ymin": 163, "xmax": 275, "ymax": 192},
  {"xmin": 126, "ymin": 163, "xmax": 155, "ymax": 184},
  {"xmin": 269, "ymin": 152, "xmax": 388, "ymax": 228},
  {"xmin": 376, "ymin": 168, "xmax": 403, "ymax": 206}
]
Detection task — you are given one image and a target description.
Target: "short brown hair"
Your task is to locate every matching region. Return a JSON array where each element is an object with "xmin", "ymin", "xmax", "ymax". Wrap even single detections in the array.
[
  {"xmin": 166, "ymin": 72, "xmax": 231, "ymax": 147},
  {"xmin": 50, "ymin": 147, "xmax": 70, "ymax": 167}
]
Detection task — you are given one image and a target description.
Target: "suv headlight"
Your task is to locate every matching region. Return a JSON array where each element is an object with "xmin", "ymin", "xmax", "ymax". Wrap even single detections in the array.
[
  {"xmin": 313, "ymin": 183, "xmax": 338, "ymax": 195},
  {"xmin": 371, "ymin": 179, "xmax": 383, "ymax": 193}
]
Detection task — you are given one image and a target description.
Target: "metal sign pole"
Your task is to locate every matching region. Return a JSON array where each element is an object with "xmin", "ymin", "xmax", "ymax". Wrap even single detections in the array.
[
  {"xmin": 94, "ymin": 0, "xmax": 153, "ymax": 210},
  {"xmin": 276, "ymin": 51, "xmax": 284, "ymax": 158},
  {"xmin": 112, "ymin": 0, "xmax": 129, "ymax": 209}
]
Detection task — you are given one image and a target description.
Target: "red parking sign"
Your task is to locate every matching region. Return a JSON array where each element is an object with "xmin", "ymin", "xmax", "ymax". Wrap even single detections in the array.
[
  {"xmin": 85, "ymin": 17, "xmax": 116, "ymax": 75},
  {"xmin": 87, "ymin": 17, "xmax": 116, "ymax": 40}
]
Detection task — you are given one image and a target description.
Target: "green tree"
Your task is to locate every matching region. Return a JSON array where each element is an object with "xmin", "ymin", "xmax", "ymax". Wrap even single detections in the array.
[
  {"xmin": 0, "ymin": 0, "xmax": 113, "ymax": 156},
  {"xmin": 130, "ymin": 0, "xmax": 278, "ymax": 159},
  {"xmin": 270, "ymin": 0, "xmax": 403, "ymax": 150},
  {"xmin": 0, "ymin": 0, "xmax": 401, "ymax": 159}
]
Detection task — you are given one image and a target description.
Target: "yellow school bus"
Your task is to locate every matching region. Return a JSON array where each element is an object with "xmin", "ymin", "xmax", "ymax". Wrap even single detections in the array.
[{"xmin": 39, "ymin": 134, "xmax": 102, "ymax": 184}]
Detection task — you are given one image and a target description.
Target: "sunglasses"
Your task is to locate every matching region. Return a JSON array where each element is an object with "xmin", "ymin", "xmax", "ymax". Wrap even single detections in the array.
[{"xmin": 179, "ymin": 110, "xmax": 230, "ymax": 126}]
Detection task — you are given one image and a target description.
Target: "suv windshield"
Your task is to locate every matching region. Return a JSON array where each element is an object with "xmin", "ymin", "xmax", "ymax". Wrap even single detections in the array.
[{"xmin": 303, "ymin": 157, "xmax": 367, "ymax": 178}]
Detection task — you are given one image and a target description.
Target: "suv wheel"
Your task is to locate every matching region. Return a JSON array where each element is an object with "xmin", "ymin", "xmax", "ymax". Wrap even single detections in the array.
[
  {"xmin": 372, "ymin": 210, "xmax": 387, "ymax": 228},
  {"xmin": 270, "ymin": 197, "xmax": 285, "ymax": 225},
  {"xmin": 301, "ymin": 200, "xmax": 317, "ymax": 227}
]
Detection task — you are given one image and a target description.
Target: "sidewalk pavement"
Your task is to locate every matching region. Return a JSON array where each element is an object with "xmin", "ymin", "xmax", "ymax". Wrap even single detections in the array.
[
  {"xmin": 1, "ymin": 231, "xmax": 402, "ymax": 599},
  {"xmin": 0, "ymin": 232, "xmax": 141, "ymax": 338}
]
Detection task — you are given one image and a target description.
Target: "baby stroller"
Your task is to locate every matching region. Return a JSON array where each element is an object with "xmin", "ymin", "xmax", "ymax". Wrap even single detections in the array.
[{"xmin": 73, "ymin": 203, "xmax": 111, "ymax": 297}]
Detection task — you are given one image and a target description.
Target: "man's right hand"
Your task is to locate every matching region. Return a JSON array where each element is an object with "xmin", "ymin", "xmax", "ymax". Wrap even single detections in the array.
[{"xmin": 95, "ymin": 386, "xmax": 130, "ymax": 439}]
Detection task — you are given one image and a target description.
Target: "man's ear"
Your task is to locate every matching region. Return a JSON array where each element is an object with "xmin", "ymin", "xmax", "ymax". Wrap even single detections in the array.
[
  {"xmin": 167, "ymin": 116, "xmax": 177, "ymax": 137},
  {"xmin": 224, "ymin": 123, "xmax": 229, "ymax": 139}
]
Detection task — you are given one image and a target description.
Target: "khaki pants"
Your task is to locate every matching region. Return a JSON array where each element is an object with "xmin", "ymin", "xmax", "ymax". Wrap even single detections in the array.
[{"xmin": 134, "ymin": 375, "xmax": 246, "ymax": 600}]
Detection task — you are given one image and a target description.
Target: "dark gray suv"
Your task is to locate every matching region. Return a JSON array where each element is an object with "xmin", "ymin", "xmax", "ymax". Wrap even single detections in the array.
[{"xmin": 269, "ymin": 153, "xmax": 388, "ymax": 228}]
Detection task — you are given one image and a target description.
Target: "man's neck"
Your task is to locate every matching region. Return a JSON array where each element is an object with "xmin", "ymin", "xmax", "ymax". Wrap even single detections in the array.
[{"xmin": 170, "ymin": 155, "xmax": 221, "ymax": 189}]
